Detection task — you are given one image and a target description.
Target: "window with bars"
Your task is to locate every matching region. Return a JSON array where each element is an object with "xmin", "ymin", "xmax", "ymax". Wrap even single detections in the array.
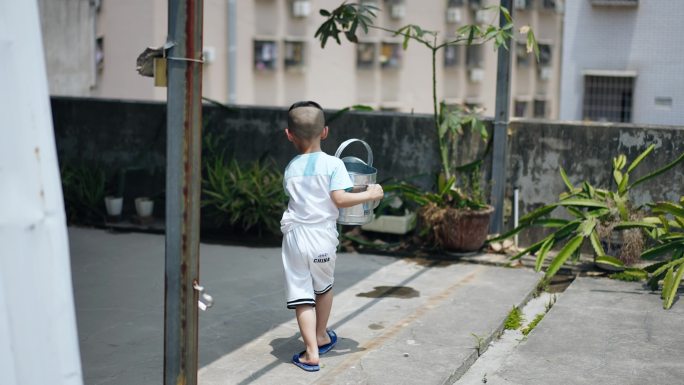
[
  {"xmin": 254, "ymin": 40, "xmax": 277, "ymax": 70},
  {"xmin": 591, "ymin": 0, "xmax": 638, "ymax": 6},
  {"xmin": 541, "ymin": 0, "xmax": 556, "ymax": 10},
  {"xmin": 447, "ymin": 0, "xmax": 465, "ymax": 6},
  {"xmin": 444, "ymin": 44, "xmax": 461, "ymax": 67},
  {"xmin": 583, "ymin": 75, "xmax": 635, "ymax": 122},
  {"xmin": 284, "ymin": 41, "xmax": 305, "ymax": 69},
  {"xmin": 380, "ymin": 42, "xmax": 402, "ymax": 69},
  {"xmin": 357, "ymin": 43, "xmax": 376, "ymax": 68},
  {"xmin": 514, "ymin": 100, "xmax": 528, "ymax": 117},
  {"xmin": 466, "ymin": 44, "xmax": 483, "ymax": 68},
  {"xmin": 533, "ymin": 99, "xmax": 546, "ymax": 118},
  {"xmin": 516, "ymin": 42, "xmax": 529, "ymax": 67}
]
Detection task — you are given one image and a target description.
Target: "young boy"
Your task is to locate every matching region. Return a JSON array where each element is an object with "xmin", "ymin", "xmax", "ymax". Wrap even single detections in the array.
[{"xmin": 280, "ymin": 100, "xmax": 383, "ymax": 372}]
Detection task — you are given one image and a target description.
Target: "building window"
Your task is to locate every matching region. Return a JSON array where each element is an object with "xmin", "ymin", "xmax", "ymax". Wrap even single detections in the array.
[
  {"xmin": 388, "ymin": 0, "xmax": 406, "ymax": 19},
  {"xmin": 583, "ymin": 74, "xmax": 635, "ymax": 123},
  {"xmin": 538, "ymin": 44, "xmax": 552, "ymax": 67},
  {"xmin": 360, "ymin": 0, "xmax": 378, "ymax": 9},
  {"xmin": 446, "ymin": 6, "xmax": 463, "ymax": 23},
  {"xmin": 284, "ymin": 41, "xmax": 305, "ymax": 69},
  {"xmin": 466, "ymin": 45, "xmax": 483, "ymax": 68},
  {"xmin": 514, "ymin": 0, "xmax": 533, "ymax": 10},
  {"xmin": 537, "ymin": 44, "xmax": 552, "ymax": 80},
  {"xmin": 514, "ymin": 100, "xmax": 528, "ymax": 117},
  {"xmin": 541, "ymin": 0, "xmax": 556, "ymax": 10},
  {"xmin": 95, "ymin": 36, "xmax": 104, "ymax": 72},
  {"xmin": 254, "ymin": 40, "xmax": 277, "ymax": 71},
  {"xmin": 533, "ymin": 99, "xmax": 546, "ymax": 118},
  {"xmin": 591, "ymin": 0, "xmax": 638, "ymax": 6},
  {"xmin": 357, "ymin": 43, "xmax": 376, "ymax": 68},
  {"xmin": 516, "ymin": 42, "xmax": 529, "ymax": 67},
  {"xmin": 380, "ymin": 42, "xmax": 402, "ymax": 69},
  {"xmin": 444, "ymin": 44, "xmax": 460, "ymax": 67},
  {"xmin": 291, "ymin": 0, "xmax": 311, "ymax": 17},
  {"xmin": 469, "ymin": 0, "xmax": 482, "ymax": 10},
  {"xmin": 448, "ymin": 0, "xmax": 465, "ymax": 6}
]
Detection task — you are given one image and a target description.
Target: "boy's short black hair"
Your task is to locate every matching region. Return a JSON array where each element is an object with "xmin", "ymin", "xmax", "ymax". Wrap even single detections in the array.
[{"xmin": 287, "ymin": 100, "xmax": 325, "ymax": 140}]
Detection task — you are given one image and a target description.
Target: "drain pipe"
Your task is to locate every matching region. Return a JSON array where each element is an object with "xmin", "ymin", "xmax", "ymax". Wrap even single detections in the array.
[
  {"xmin": 227, "ymin": 0, "xmax": 237, "ymax": 103},
  {"xmin": 513, "ymin": 186, "xmax": 520, "ymax": 247}
]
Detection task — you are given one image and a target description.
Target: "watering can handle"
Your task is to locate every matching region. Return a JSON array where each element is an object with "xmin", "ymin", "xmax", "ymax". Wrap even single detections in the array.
[{"xmin": 334, "ymin": 139, "xmax": 373, "ymax": 167}]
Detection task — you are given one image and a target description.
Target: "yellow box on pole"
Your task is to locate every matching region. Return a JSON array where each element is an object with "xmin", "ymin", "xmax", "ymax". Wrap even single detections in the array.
[{"xmin": 154, "ymin": 58, "xmax": 167, "ymax": 87}]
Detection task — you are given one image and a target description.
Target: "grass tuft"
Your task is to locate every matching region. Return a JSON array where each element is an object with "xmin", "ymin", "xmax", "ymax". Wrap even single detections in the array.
[{"xmin": 504, "ymin": 306, "xmax": 524, "ymax": 330}]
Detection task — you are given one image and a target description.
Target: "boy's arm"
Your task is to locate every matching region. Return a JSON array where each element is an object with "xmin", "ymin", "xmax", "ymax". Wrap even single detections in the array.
[{"xmin": 330, "ymin": 184, "xmax": 384, "ymax": 209}]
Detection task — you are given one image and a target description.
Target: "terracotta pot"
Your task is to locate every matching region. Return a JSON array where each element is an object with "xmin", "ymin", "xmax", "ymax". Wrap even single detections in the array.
[{"xmin": 431, "ymin": 205, "xmax": 494, "ymax": 251}]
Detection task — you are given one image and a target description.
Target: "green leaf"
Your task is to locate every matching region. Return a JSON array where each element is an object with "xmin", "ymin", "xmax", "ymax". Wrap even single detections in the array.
[
  {"xmin": 578, "ymin": 217, "xmax": 597, "ymax": 237},
  {"xmin": 630, "ymin": 150, "xmax": 684, "ymax": 190},
  {"xmin": 500, "ymin": 7, "xmax": 512, "ymax": 24},
  {"xmin": 526, "ymin": 29, "xmax": 539, "ymax": 62},
  {"xmin": 664, "ymin": 264, "xmax": 684, "ymax": 309},
  {"xmin": 319, "ymin": 9, "xmax": 331, "ymax": 17},
  {"xmin": 641, "ymin": 240, "xmax": 684, "ymax": 260},
  {"xmin": 559, "ymin": 167, "xmax": 573, "ymax": 192},
  {"xmin": 613, "ymin": 221, "xmax": 657, "ymax": 230},
  {"xmin": 544, "ymin": 235, "xmax": 584, "ymax": 282},
  {"xmin": 595, "ymin": 255, "xmax": 625, "ymax": 268},
  {"xmin": 617, "ymin": 172, "xmax": 629, "ymax": 195},
  {"xmin": 613, "ymin": 170, "xmax": 623, "ymax": 186},
  {"xmin": 520, "ymin": 204, "xmax": 558, "ymax": 224},
  {"xmin": 652, "ymin": 202, "xmax": 684, "ymax": 219},
  {"xmin": 558, "ymin": 198, "xmax": 609, "ymax": 209},
  {"xmin": 590, "ymin": 230, "xmax": 605, "ymax": 256},
  {"xmin": 626, "ymin": 144, "xmax": 655, "ymax": 173},
  {"xmin": 535, "ymin": 238, "xmax": 554, "ymax": 272}
]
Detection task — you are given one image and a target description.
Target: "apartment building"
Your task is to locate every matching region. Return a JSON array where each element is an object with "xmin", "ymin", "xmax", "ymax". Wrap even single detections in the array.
[
  {"xmin": 40, "ymin": 0, "xmax": 564, "ymax": 118},
  {"xmin": 560, "ymin": 0, "xmax": 684, "ymax": 125}
]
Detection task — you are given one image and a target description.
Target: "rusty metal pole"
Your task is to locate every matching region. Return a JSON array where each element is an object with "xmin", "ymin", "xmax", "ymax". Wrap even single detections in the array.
[
  {"xmin": 490, "ymin": 0, "xmax": 513, "ymax": 234},
  {"xmin": 164, "ymin": 0, "xmax": 203, "ymax": 384}
]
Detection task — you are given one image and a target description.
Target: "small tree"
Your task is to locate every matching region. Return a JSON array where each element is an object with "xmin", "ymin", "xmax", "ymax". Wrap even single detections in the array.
[{"xmin": 315, "ymin": 2, "xmax": 538, "ymax": 182}]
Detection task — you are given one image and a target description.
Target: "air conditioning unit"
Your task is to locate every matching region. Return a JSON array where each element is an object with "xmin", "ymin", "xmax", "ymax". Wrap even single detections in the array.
[
  {"xmin": 469, "ymin": 68, "xmax": 484, "ymax": 83},
  {"xmin": 446, "ymin": 7, "xmax": 462, "ymax": 23},
  {"xmin": 539, "ymin": 66, "xmax": 552, "ymax": 80},
  {"xmin": 202, "ymin": 46, "xmax": 216, "ymax": 64},
  {"xmin": 391, "ymin": 4, "xmax": 406, "ymax": 19},
  {"xmin": 475, "ymin": 9, "xmax": 488, "ymax": 23},
  {"xmin": 292, "ymin": 0, "xmax": 311, "ymax": 17}
]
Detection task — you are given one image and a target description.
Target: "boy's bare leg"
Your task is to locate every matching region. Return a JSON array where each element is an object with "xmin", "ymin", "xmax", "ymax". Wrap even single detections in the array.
[
  {"xmin": 295, "ymin": 305, "xmax": 319, "ymax": 364},
  {"xmin": 315, "ymin": 290, "xmax": 333, "ymax": 345}
]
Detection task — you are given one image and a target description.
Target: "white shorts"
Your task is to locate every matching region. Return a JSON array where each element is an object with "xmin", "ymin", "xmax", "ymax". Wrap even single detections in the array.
[{"xmin": 281, "ymin": 222, "xmax": 339, "ymax": 309}]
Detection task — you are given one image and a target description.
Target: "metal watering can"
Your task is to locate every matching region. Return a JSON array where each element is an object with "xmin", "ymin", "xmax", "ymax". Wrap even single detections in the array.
[{"xmin": 335, "ymin": 139, "xmax": 379, "ymax": 225}]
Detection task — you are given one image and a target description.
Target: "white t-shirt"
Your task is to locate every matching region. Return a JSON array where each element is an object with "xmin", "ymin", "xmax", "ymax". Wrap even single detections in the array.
[{"xmin": 280, "ymin": 152, "xmax": 353, "ymax": 234}]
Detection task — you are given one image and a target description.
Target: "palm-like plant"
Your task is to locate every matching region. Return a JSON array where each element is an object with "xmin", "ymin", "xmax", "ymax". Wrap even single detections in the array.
[
  {"xmin": 491, "ymin": 145, "xmax": 684, "ymax": 287},
  {"xmin": 315, "ymin": 1, "xmax": 537, "ymax": 188},
  {"xmin": 641, "ymin": 198, "xmax": 684, "ymax": 309}
]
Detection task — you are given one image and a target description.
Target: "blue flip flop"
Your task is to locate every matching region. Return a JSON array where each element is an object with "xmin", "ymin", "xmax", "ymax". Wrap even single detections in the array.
[
  {"xmin": 318, "ymin": 329, "xmax": 338, "ymax": 355},
  {"xmin": 292, "ymin": 352, "xmax": 320, "ymax": 372}
]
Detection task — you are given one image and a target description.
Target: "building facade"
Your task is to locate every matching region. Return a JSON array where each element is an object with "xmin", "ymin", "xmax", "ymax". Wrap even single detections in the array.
[
  {"xmin": 40, "ymin": 0, "xmax": 564, "ymax": 118},
  {"xmin": 560, "ymin": 0, "xmax": 684, "ymax": 125}
]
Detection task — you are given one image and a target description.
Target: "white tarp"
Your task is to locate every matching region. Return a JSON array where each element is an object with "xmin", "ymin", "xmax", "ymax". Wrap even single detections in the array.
[{"xmin": 0, "ymin": 1, "xmax": 83, "ymax": 384}]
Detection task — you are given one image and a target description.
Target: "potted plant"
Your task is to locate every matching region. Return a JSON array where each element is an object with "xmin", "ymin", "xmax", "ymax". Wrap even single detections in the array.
[
  {"xmin": 134, "ymin": 197, "xmax": 154, "ymax": 218},
  {"xmin": 104, "ymin": 196, "xmax": 123, "ymax": 218},
  {"xmin": 60, "ymin": 162, "xmax": 106, "ymax": 225},
  {"xmin": 104, "ymin": 170, "xmax": 125, "ymax": 220},
  {"xmin": 361, "ymin": 184, "xmax": 417, "ymax": 235},
  {"xmin": 489, "ymin": 145, "xmax": 684, "ymax": 286},
  {"xmin": 640, "ymin": 196, "xmax": 684, "ymax": 309},
  {"xmin": 315, "ymin": 2, "xmax": 538, "ymax": 251}
]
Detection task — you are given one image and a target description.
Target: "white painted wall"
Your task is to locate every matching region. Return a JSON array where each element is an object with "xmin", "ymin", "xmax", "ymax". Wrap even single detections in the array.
[
  {"xmin": 560, "ymin": 1, "xmax": 684, "ymax": 125},
  {"xmin": 0, "ymin": 1, "xmax": 83, "ymax": 384}
]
